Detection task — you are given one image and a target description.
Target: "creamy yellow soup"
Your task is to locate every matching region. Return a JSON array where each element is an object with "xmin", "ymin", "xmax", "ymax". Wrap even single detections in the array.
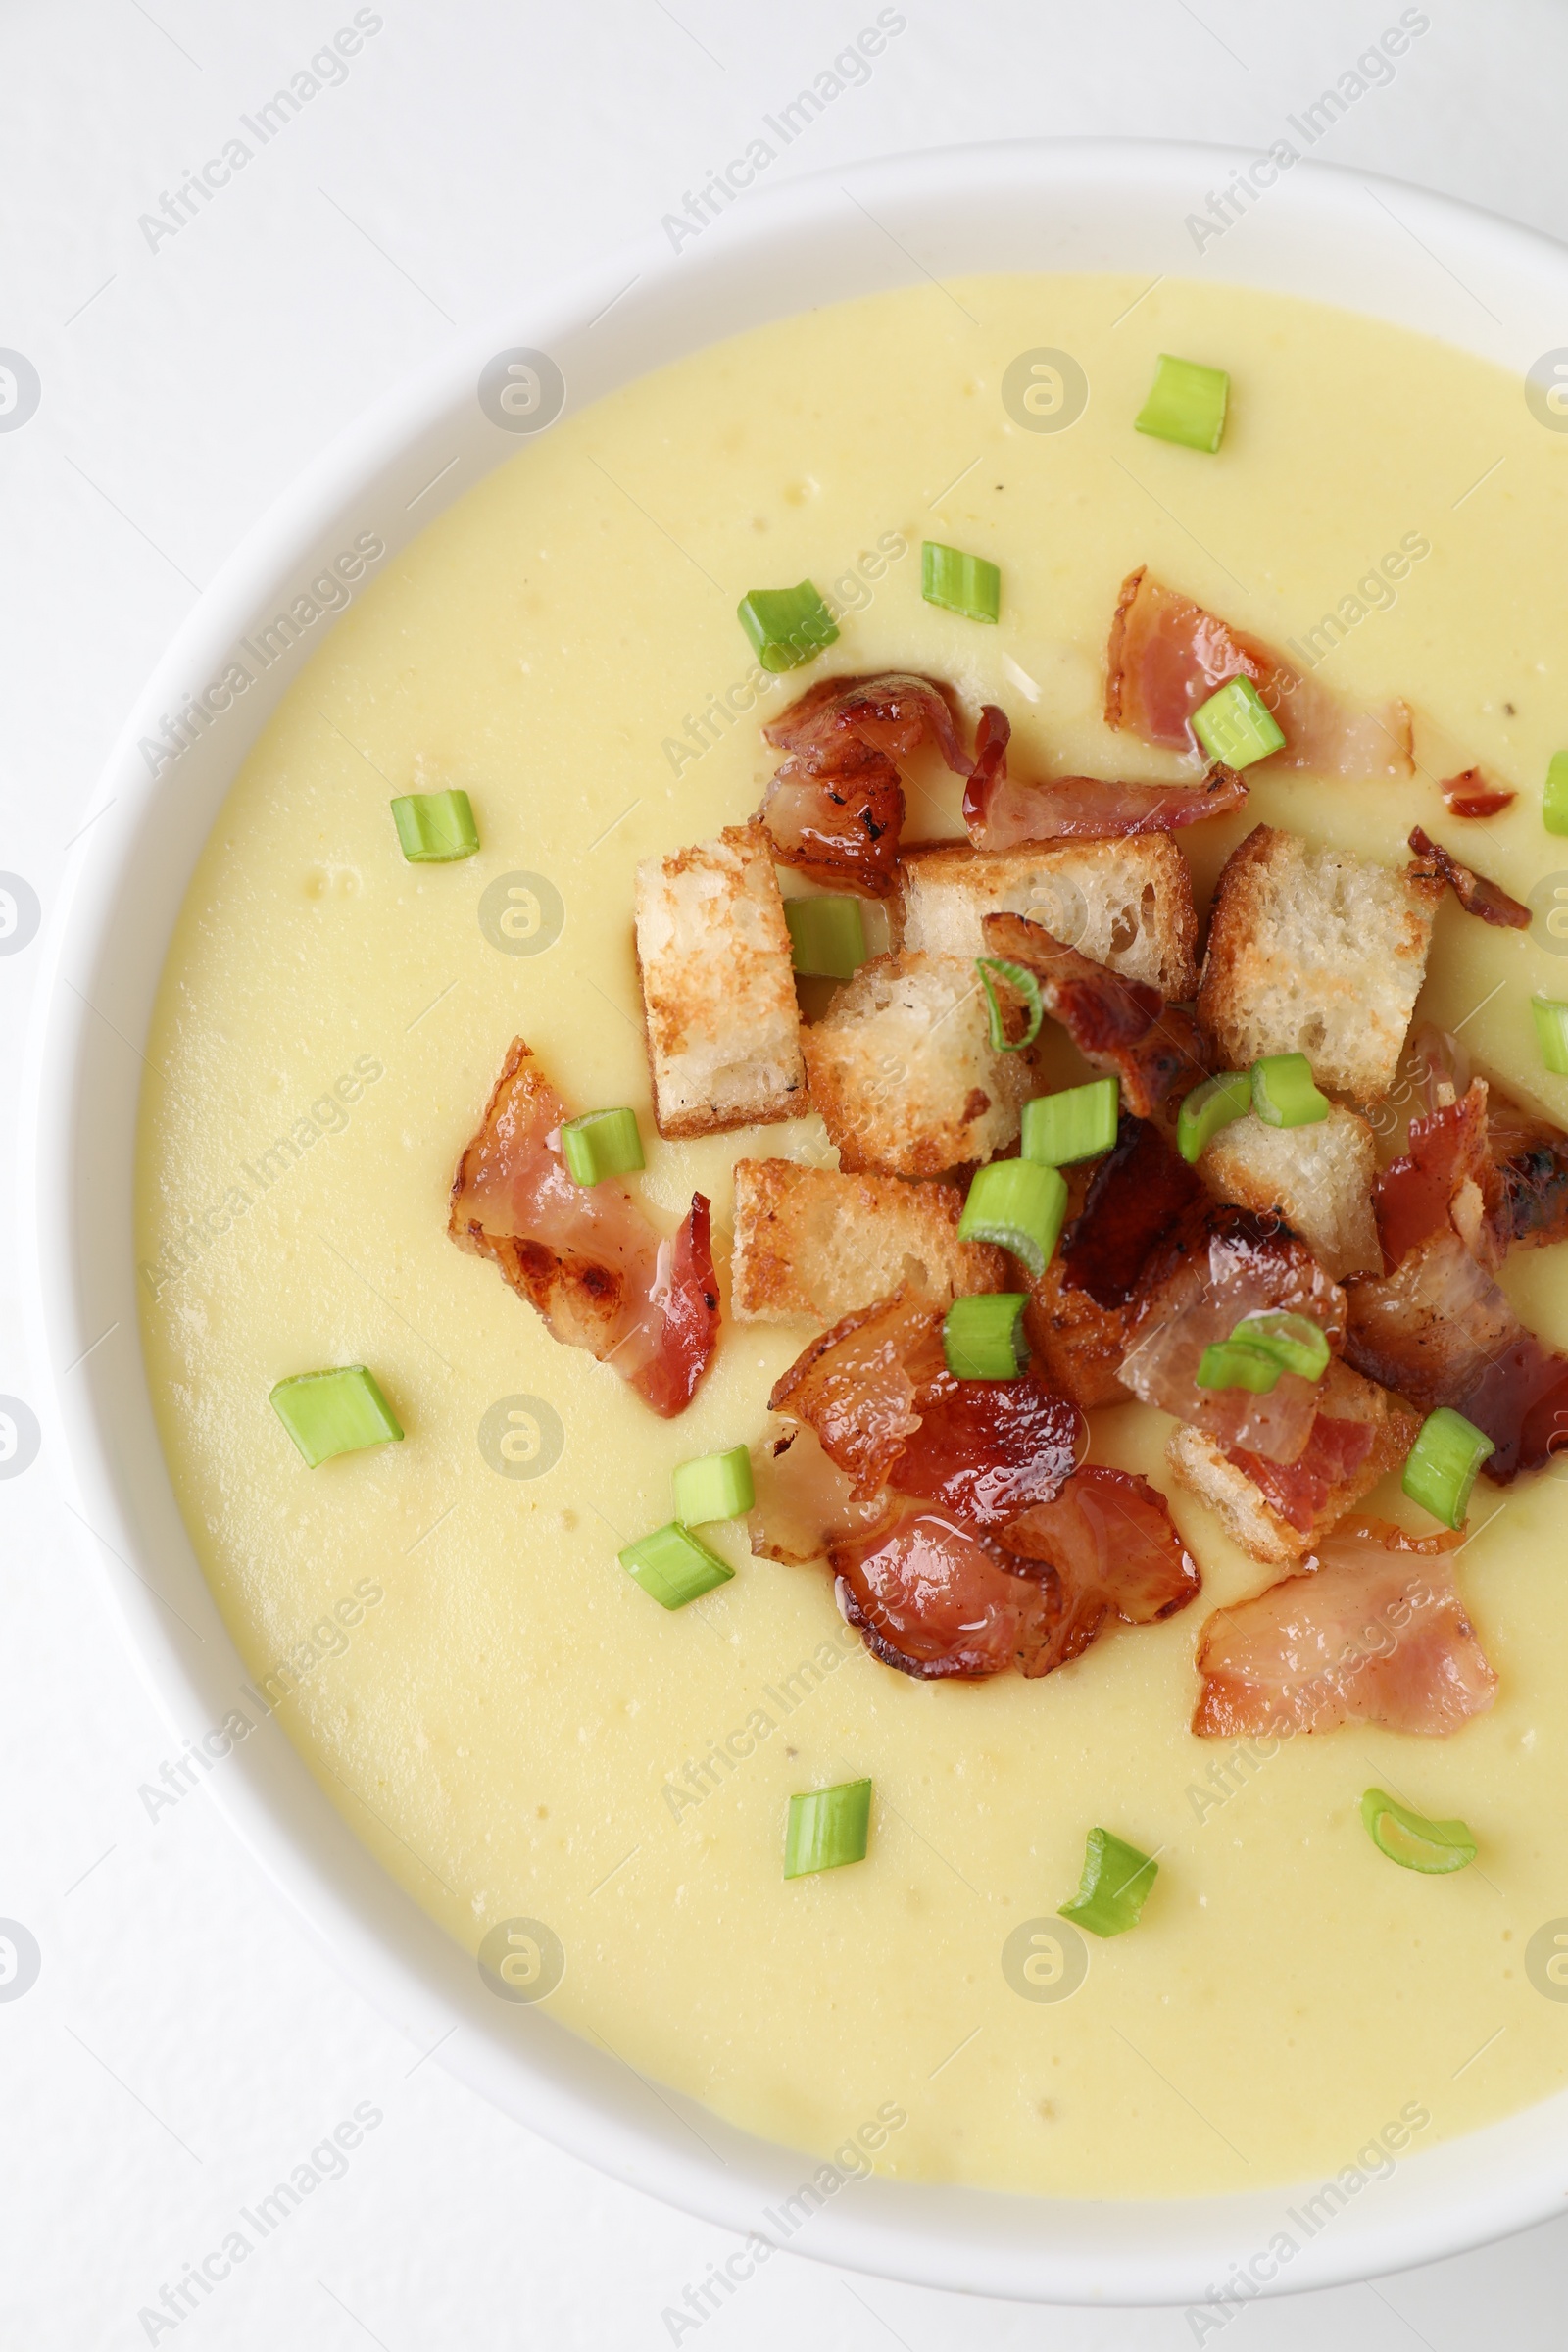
[{"xmin": 137, "ymin": 272, "xmax": 1568, "ymax": 2200}]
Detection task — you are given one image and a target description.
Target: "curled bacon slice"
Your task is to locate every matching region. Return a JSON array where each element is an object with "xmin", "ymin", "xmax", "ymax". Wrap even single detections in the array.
[
  {"xmin": 449, "ymin": 1039, "xmax": 719, "ymax": 1417},
  {"xmin": 1120, "ymin": 1205, "xmax": 1346, "ymax": 1464},
  {"xmin": 746, "ymin": 1420, "xmax": 893, "ymax": 1564},
  {"xmin": 1375, "ymin": 1080, "xmax": 1502, "ymax": 1274},
  {"xmin": 1441, "ymin": 768, "xmax": 1516, "ymax": 820},
  {"xmin": 963, "ymin": 710, "xmax": 1250, "ymax": 851},
  {"xmin": 1105, "ymin": 567, "xmax": 1413, "ymax": 779},
  {"xmin": 980, "ymin": 910, "xmax": 1211, "ymax": 1118},
  {"xmin": 1192, "ymin": 1521, "xmax": 1496, "ymax": 1738},
  {"xmin": 760, "ymin": 672, "xmax": 973, "ymax": 897},
  {"xmin": 1003, "ymin": 1465, "xmax": 1200, "ymax": 1665},
  {"xmin": 1489, "ymin": 1090, "xmax": 1568, "ymax": 1252},
  {"xmin": 768, "ymin": 1287, "xmax": 945, "ymax": 1495},
  {"xmin": 831, "ymin": 1508, "xmax": 1058, "ymax": 1680},
  {"xmin": 889, "ymin": 1371, "xmax": 1083, "ymax": 1530},
  {"xmin": 1057, "ymin": 1113, "xmax": 1207, "ymax": 1309},
  {"xmin": 1408, "ymin": 827, "xmax": 1530, "ymax": 929}
]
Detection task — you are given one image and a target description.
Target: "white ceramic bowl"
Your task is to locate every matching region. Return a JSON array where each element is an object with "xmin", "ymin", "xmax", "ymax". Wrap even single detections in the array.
[{"xmin": 24, "ymin": 139, "xmax": 1568, "ymax": 2307}]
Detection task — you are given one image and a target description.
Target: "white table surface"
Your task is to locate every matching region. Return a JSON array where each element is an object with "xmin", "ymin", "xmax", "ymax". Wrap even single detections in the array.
[{"xmin": 6, "ymin": 4, "xmax": 1568, "ymax": 2343}]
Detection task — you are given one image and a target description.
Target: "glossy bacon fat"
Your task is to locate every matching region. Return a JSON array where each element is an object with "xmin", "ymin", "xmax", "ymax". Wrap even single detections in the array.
[
  {"xmin": 1192, "ymin": 1522, "xmax": 1496, "ymax": 1738},
  {"xmin": 1003, "ymin": 1466, "xmax": 1200, "ymax": 1669},
  {"xmin": 980, "ymin": 910, "xmax": 1211, "ymax": 1119},
  {"xmin": 1105, "ymin": 566, "xmax": 1414, "ymax": 779},
  {"xmin": 760, "ymin": 672, "xmax": 977, "ymax": 897},
  {"xmin": 449, "ymin": 1038, "xmax": 718, "ymax": 1418}
]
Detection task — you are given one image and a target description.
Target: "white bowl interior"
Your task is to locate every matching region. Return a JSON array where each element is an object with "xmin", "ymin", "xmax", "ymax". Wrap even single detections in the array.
[{"xmin": 25, "ymin": 139, "xmax": 1568, "ymax": 2304}]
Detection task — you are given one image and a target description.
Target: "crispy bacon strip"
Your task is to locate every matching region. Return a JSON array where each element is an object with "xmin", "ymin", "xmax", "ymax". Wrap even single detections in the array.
[
  {"xmin": 1489, "ymin": 1089, "xmax": 1568, "ymax": 1252},
  {"xmin": 889, "ymin": 1371, "xmax": 1083, "ymax": 1529},
  {"xmin": 449, "ymin": 1039, "xmax": 718, "ymax": 1417},
  {"xmin": 1375, "ymin": 1080, "xmax": 1502, "ymax": 1274},
  {"xmin": 831, "ymin": 1508, "xmax": 1059, "ymax": 1680},
  {"xmin": 760, "ymin": 672, "xmax": 974, "ymax": 896},
  {"xmin": 767, "ymin": 1287, "xmax": 943, "ymax": 1495},
  {"xmin": 1226, "ymin": 1418, "xmax": 1378, "ymax": 1536},
  {"xmin": 980, "ymin": 910, "xmax": 1211, "ymax": 1118},
  {"xmin": 1192, "ymin": 1521, "xmax": 1496, "ymax": 1738},
  {"xmin": 964, "ymin": 740, "xmax": 1250, "ymax": 851},
  {"xmin": 1408, "ymin": 827, "xmax": 1530, "ymax": 929},
  {"xmin": 1057, "ymin": 1114, "xmax": 1207, "ymax": 1309},
  {"xmin": 1105, "ymin": 567, "xmax": 1413, "ymax": 779},
  {"xmin": 1441, "ymin": 768, "xmax": 1516, "ymax": 820},
  {"xmin": 1003, "ymin": 1465, "xmax": 1200, "ymax": 1666}
]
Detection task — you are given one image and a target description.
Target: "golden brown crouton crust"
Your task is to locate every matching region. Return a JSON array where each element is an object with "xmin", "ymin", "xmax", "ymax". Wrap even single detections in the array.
[
  {"xmin": 730, "ymin": 1159, "xmax": 1007, "ymax": 1324},
  {"xmin": 892, "ymin": 834, "xmax": 1200, "ymax": 1000}
]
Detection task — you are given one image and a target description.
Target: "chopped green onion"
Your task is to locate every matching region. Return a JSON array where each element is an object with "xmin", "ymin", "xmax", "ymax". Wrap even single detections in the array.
[
  {"xmin": 942, "ymin": 1293, "xmax": 1029, "ymax": 1380},
  {"xmin": 784, "ymin": 1779, "xmax": 872, "ymax": 1878},
  {"xmin": 672, "ymin": 1445, "xmax": 756, "ymax": 1527},
  {"xmin": 957, "ymin": 1158, "xmax": 1068, "ymax": 1280},
  {"xmin": 1230, "ymin": 1310, "xmax": 1331, "ymax": 1384},
  {"xmin": 1058, "ymin": 1827, "xmax": 1158, "ymax": 1938},
  {"xmin": 389, "ymin": 789, "xmax": 480, "ymax": 862},
  {"xmin": 1533, "ymin": 995, "xmax": 1568, "ymax": 1077},
  {"xmin": 1177, "ymin": 1070, "xmax": 1252, "ymax": 1163},
  {"xmin": 1250, "ymin": 1051, "xmax": 1331, "ymax": 1129},
  {"xmin": 1360, "ymin": 1787, "xmax": 1477, "ymax": 1875},
  {"xmin": 785, "ymin": 894, "xmax": 866, "ymax": 980},
  {"xmin": 736, "ymin": 581, "xmax": 839, "ymax": 673},
  {"xmin": 560, "ymin": 1106, "xmax": 645, "ymax": 1186},
  {"xmin": 1402, "ymin": 1405, "xmax": 1494, "ymax": 1529},
  {"xmin": 975, "ymin": 957, "xmax": 1044, "ymax": 1053},
  {"xmin": 1195, "ymin": 1340, "xmax": 1281, "ymax": 1395},
  {"xmin": 1134, "ymin": 353, "xmax": 1230, "ymax": 453},
  {"xmin": 618, "ymin": 1521, "xmax": 734, "ymax": 1609},
  {"xmin": 1544, "ymin": 752, "xmax": 1568, "ymax": 837},
  {"xmin": 921, "ymin": 540, "xmax": 1001, "ymax": 623},
  {"xmin": 1193, "ymin": 676, "xmax": 1285, "ymax": 769},
  {"xmin": 1021, "ymin": 1077, "xmax": 1119, "ymax": 1166},
  {"xmin": 270, "ymin": 1366, "xmax": 404, "ymax": 1467}
]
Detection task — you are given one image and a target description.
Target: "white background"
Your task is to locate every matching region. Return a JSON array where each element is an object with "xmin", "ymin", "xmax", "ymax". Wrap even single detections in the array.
[{"xmin": 6, "ymin": 4, "xmax": 1568, "ymax": 2345}]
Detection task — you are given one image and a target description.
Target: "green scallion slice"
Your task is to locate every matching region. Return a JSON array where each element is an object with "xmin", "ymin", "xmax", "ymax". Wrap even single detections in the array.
[
  {"xmin": 390, "ymin": 788, "xmax": 480, "ymax": 862},
  {"xmin": 736, "ymin": 581, "xmax": 839, "ymax": 673},
  {"xmin": 672, "ymin": 1445, "xmax": 756, "ymax": 1527},
  {"xmin": 1544, "ymin": 752, "xmax": 1568, "ymax": 837},
  {"xmin": 956, "ymin": 1158, "xmax": 1068, "ymax": 1279},
  {"xmin": 1533, "ymin": 995, "xmax": 1568, "ymax": 1077},
  {"xmin": 784, "ymin": 894, "xmax": 867, "ymax": 980},
  {"xmin": 270, "ymin": 1366, "xmax": 404, "ymax": 1467},
  {"xmin": 1021, "ymin": 1077, "xmax": 1119, "ymax": 1166},
  {"xmin": 1229, "ymin": 1310, "xmax": 1331, "ymax": 1384},
  {"xmin": 1402, "ymin": 1405, "xmax": 1495, "ymax": 1530},
  {"xmin": 976, "ymin": 957, "xmax": 1044, "ymax": 1054},
  {"xmin": 1193, "ymin": 676, "xmax": 1285, "ymax": 769},
  {"xmin": 1058, "ymin": 1827, "xmax": 1158, "ymax": 1938},
  {"xmin": 1134, "ymin": 353, "xmax": 1229, "ymax": 453},
  {"xmin": 618, "ymin": 1521, "xmax": 734, "ymax": 1609},
  {"xmin": 560, "ymin": 1107, "xmax": 645, "ymax": 1186},
  {"xmin": 942, "ymin": 1293, "xmax": 1029, "ymax": 1380},
  {"xmin": 921, "ymin": 540, "xmax": 1001, "ymax": 623},
  {"xmin": 1177, "ymin": 1069, "xmax": 1252, "ymax": 1163},
  {"xmin": 1194, "ymin": 1340, "xmax": 1281, "ymax": 1395},
  {"xmin": 1360, "ymin": 1787, "xmax": 1477, "ymax": 1875},
  {"xmin": 1250, "ymin": 1051, "xmax": 1331, "ymax": 1129},
  {"xmin": 784, "ymin": 1779, "xmax": 872, "ymax": 1879}
]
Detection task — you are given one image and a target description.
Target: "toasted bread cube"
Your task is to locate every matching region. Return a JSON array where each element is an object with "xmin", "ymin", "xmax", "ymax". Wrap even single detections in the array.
[
  {"xmin": 635, "ymin": 822, "xmax": 806, "ymax": 1139},
  {"xmin": 1200, "ymin": 1103, "xmax": 1380, "ymax": 1279},
  {"xmin": 1166, "ymin": 1361, "xmax": 1418, "ymax": 1565},
  {"xmin": 731, "ymin": 1159, "xmax": 1007, "ymax": 1323},
  {"xmin": 1196, "ymin": 825, "xmax": 1442, "ymax": 1101},
  {"xmin": 801, "ymin": 951, "xmax": 1032, "ymax": 1178},
  {"xmin": 895, "ymin": 835, "xmax": 1198, "ymax": 999}
]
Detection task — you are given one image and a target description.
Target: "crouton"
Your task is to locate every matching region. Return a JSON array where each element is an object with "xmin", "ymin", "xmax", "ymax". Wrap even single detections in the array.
[
  {"xmin": 1196, "ymin": 825, "xmax": 1442, "ymax": 1101},
  {"xmin": 801, "ymin": 951, "xmax": 1033, "ymax": 1178},
  {"xmin": 635, "ymin": 822, "xmax": 806, "ymax": 1139},
  {"xmin": 895, "ymin": 835, "xmax": 1199, "ymax": 999},
  {"xmin": 1022, "ymin": 1164, "xmax": 1136, "ymax": 1410},
  {"xmin": 731, "ymin": 1159, "xmax": 1007, "ymax": 1323},
  {"xmin": 1165, "ymin": 1361, "xmax": 1419, "ymax": 1565},
  {"xmin": 1200, "ymin": 1104, "xmax": 1380, "ymax": 1279}
]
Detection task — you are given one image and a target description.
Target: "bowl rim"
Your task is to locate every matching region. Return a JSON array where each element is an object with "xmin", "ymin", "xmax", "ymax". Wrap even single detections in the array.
[{"xmin": 24, "ymin": 134, "xmax": 1568, "ymax": 2308}]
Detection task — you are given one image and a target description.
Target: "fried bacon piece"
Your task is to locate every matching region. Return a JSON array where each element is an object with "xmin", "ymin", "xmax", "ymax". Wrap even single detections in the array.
[
  {"xmin": 767, "ymin": 1287, "xmax": 944, "ymax": 1494},
  {"xmin": 1375, "ymin": 1080, "xmax": 1503, "ymax": 1274},
  {"xmin": 980, "ymin": 910, "xmax": 1212, "ymax": 1118},
  {"xmin": 1408, "ymin": 826, "xmax": 1530, "ymax": 929},
  {"xmin": 760, "ymin": 672, "xmax": 977, "ymax": 896},
  {"xmin": 746, "ymin": 1420, "xmax": 893, "ymax": 1564},
  {"xmin": 1003, "ymin": 1465, "xmax": 1200, "ymax": 1666},
  {"xmin": 1225, "ymin": 1417, "xmax": 1379, "ymax": 1537},
  {"xmin": 1105, "ymin": 567, "xmax": 1414, "ymax": 779},
  {"xmin": 1441, "ymin": 768, "xmax": 1516, "ymax": 820},
  {"xmin": 889, "ymin": 1369, "xmax": 1084, "ymax": 1530},
  {"xmin": 831, "ymin": 1508, "xmax": 1059, "ymax": 1680},
  {"xmin": 1057, "ymin": 1113, "xmax": 1207, "ymax": 1309},
  {"xmin": 449, "ymin": 1038, "xmax": 718, "ymax": 1418},
  {"xmin": 1489, "ymin": 1089, "xmax": 1568, "ymax": 1252},
  {"xmin": 962, "ymin": 711, "xmax": 1250, "ymax": 850},
  {"xmin": 1191, "ymin": 1521, "xmax": 1496, "ymax": 1738},
  {"xmin": 1120, "ymin": 1205, "xmax": 1346, "ymax": 1465}
]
